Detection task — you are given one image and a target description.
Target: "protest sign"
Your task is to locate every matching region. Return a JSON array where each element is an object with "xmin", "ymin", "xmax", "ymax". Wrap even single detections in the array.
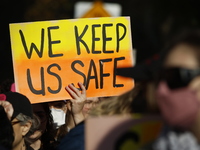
[{"xmin": 10, "ymin": 17, "xmax": 134, "ymax": 103}]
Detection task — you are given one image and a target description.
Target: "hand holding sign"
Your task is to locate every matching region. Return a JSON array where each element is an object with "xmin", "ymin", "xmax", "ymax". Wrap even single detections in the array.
[{"xmin": 65, "ymin": 82, "xmax": 86, "ymax": 124}]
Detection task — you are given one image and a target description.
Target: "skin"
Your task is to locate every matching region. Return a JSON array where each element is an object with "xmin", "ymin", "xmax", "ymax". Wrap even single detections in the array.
[
  {"xmin": 164, "ymin": 44, "xmax": 200, "ymax": 97},
  {"xmin": 12, "ymin": 118, "xmax": 32, "ymax": 150},
  {"xmin": 65, "ymin": 82, "xmax": 86, "ymax": 125},
  {"xmin": 82, "ymin": 97, "xmax": 100, "ymax": 118},
  {"xmin": 163, "ymin": 43, "xmax": 200, "ymax": 142},
  {"xmin": 164, "ymin": 44, "xmax": 199, "ymax": 69}
]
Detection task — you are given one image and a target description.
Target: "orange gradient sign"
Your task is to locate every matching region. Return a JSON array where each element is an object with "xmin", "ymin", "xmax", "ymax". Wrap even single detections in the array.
[{"xmin": 9, "ymin": 17, "xmax": 135, "ymax": 103}]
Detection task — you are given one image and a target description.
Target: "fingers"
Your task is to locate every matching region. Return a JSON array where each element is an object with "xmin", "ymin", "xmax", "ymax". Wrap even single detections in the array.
[
  {"xmin": 65, "ymin": 82, "xmax": 86, "ymax": 100},
  {"xmin": 78, "ymin": 82, "xmax": 86, "ymax": 96},
  {"xmin": 65, "ymin": 84, "xmax": 81, "ymax": 99}
]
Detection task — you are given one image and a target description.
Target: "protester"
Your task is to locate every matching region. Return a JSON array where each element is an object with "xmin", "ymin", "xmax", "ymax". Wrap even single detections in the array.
[
  {"xmin": 118, "ymin": 29, "xmax": 200, "ymax": 150},
  {"xmin": 31, "ymin": 103, "xmax": 56, "ymax": 150},
  {"xmin": 49, "ymin": 100, "xmax": 72, "ymax": 144},
  {"xmin": 90, "ymin": 80, "xmax": 162, "ymax": 119},
  {"xmin": 54, "ymin": 96, "xmax": 101, "ymax": 146},
  {"xmin": 0, "ymin": 92, "xmax": 39, "ymax": 150},
  {"xmin": 57, "ymin": 79, "xmax": 158, "ymax": 150},
  {"xmin": 49, "ymin": 101, "xmax": 67, "ymax": 129},
  {"xmin": 146, "ymin": 29, "xmax": 200, "ymax": 150},
  {"xmin": 57, "ymin": 82, "xmax": 87, "ymax": 150}
]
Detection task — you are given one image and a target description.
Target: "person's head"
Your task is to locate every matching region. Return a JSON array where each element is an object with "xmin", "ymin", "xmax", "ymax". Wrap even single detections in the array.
[
  {"xmin": 0, "ymin": 92, "xmax": 39, "ymax": 149},
  {"xmin": 82, "ymin": 97, "xmax": 100, "ymax": 118},
  {"xmin": 32, "ymin": 102, "xmax": 56, "ymax": 149},
  {"xmin": 158, "ymin": 29, "xmax": 200, "ymax": 93},
  {"xmin": 156, "ymin": 29, "xmax": 200, "ymax": 129},
  {"xmin": 48, "ymin": 101, "xmax": 67, "ymax": 129}
]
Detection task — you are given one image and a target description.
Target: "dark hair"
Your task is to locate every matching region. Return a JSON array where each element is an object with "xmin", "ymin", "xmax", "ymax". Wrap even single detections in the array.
[
  {"xmin": 25, "ymin": 114, "xmax": 41, "ymax": 144},
  {"xmin": 33, "ymin": 102, "xmax": 57, "ymax": 150},
  {"xmin": 161, "ymin": 29, "xmax": 200, "ymax": 66},
  {"xmin": 0, "ymin": 105, "xmax": 14, "ymax": 150}
]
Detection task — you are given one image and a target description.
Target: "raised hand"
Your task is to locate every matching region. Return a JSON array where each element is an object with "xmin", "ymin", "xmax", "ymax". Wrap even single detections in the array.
[{"xmin": 65, "ymin": 82, "xmax": 86, "ymax": 125}]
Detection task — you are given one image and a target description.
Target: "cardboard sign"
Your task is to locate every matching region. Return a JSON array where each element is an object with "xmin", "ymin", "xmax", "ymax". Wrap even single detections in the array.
[
  {"xmin": 85, "ymin": 115, "xmax": 163, "ymax": 150},
  {"xmin": 9, "ymin": 17, "xmax": 134, "ymax": 103}
]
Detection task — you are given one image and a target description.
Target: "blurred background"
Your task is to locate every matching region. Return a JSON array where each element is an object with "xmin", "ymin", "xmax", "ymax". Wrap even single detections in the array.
[{"xmin": 1, "ymin": 0, "xmax": 200, "ymax": 83}]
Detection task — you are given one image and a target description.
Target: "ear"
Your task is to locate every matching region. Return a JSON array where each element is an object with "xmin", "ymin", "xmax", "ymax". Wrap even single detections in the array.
[
  {"xmin": 21, "ymin": 121, "xmax": 32, "ymax": 136},
  {"xmin": 66, "ymin": 102, "xmax": 72, "ymax": 112}
]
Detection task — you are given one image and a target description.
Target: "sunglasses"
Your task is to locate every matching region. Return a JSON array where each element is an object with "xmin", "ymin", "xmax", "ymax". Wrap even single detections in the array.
[{"xmin": 159, "ymin": 67, "xmax": 200, "ymax": 89}]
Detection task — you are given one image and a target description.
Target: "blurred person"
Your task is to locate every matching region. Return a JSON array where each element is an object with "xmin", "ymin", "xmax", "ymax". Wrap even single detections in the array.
[
  {"xmin": 0, "ymin": 92, "xmax": 39, "ymax": 150},
  {"xmin": 89, "ymin": 80, "xmax": 159, "ymax": 118},
  {"xmin": 0, "ymin": 100, "xmax": 14, "ymax": 150},
  {"xmin": 148, "ymin": 29, "xmax": 200, "ymax": 150},
  {"xmin": 48, "ymin": 100, "xmax": 67, "ymax": 129},
  {"xmin": 48, "ymin": 99, "xmax": 76, "ymax": 145},
  {"xmin": 55, "ymin": 96, "xmax": 101, "ymax": 143},
  {"xmin": 82, "ymin": 97, "xmax": 100, "ymax": 118},
  {"xmin": 57, "ymin": 82, "xmax": 87, "ymax": 150},
  {"xmin": 57, "ymin": 80, "xmax": 158, "ymax": 150},
  {"xmin": 118, "ymin": 29, "xmax": 200, "ymax": 150},
  {"xmin": 31, "ymin": 103, "xmax": 56, "ymax": 150}
]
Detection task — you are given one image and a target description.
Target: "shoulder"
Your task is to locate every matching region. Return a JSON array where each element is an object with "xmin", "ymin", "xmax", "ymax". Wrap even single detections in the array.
[{"xmin": 57, "ymin": 121, "xmax": 85, "ymax": 150}]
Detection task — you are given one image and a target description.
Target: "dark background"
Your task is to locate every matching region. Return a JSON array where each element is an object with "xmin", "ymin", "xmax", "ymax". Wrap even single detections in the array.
[{"xmin": 1, "ymin": 0, "xmax": 200, "ymax": 83}]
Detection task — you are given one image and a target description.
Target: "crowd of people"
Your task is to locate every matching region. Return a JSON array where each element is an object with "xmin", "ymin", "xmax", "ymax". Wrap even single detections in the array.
[{"xmin": 1, "ymin": 29, "xmax": 200, "ymax": 150}]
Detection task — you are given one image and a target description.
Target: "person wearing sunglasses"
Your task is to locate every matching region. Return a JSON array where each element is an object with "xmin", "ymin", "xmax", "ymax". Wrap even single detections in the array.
[
  {"xmin": 152, "ymin": 30, "xmax": 200, "ymax": 150},
  {"xmin": 0, "ymin": 92, "xmax": 40, "ymax": 150}
]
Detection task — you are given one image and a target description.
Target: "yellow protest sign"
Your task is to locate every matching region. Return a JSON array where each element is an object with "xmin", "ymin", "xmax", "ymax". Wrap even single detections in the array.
[{"xmin": 10, "ymin": 17, "xmax": 134, "ymax": 103}]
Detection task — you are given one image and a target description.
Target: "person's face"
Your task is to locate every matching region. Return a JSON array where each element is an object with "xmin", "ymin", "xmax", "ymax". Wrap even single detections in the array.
[
  {"xmin": 82, "ymin": 97, "xmax": 100, "ymax": 118},
  {"xmin": 11, "ymin": 118, "xmax": 25, "ymax": 148}
]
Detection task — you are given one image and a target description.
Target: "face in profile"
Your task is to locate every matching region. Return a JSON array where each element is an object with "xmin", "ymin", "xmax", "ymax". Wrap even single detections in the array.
[{"xmin": 82, "ymin": 97, "xmax": 100, "ymax": 118}]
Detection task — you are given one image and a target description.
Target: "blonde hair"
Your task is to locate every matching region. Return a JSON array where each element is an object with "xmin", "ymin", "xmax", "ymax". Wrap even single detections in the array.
[{"xmin": 89, "ymin": 83, "xmax": 142, "ymax": 117}]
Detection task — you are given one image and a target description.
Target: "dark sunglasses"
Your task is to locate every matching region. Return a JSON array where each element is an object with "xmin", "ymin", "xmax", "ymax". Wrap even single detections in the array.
[{"xmin": 159, "ymin": 67, "xmax": 200, "ymax": 89}]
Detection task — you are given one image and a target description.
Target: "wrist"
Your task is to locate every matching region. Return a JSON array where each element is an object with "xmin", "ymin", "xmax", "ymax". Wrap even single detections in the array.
[{"xmin": 73, "ymin": 112, "xmax": 85, "ymax": 125}]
